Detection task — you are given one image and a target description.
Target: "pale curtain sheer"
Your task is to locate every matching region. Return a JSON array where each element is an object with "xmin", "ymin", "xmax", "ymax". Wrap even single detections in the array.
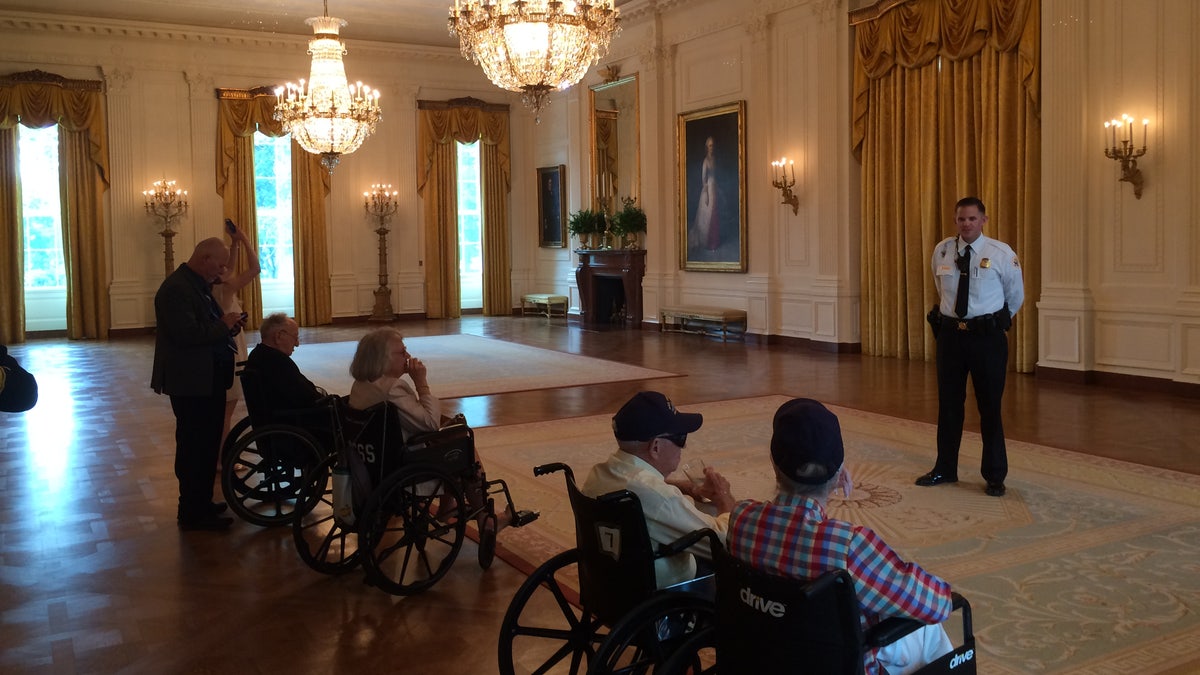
[
  {"xmin": 0, "ymin": 72, "xmax": 111, "ymax": 343},
  {"xmin": 216, "ymin": 89, "xmax": 332, "ymax": 329},
  {"xmin": 417, "ymin": 99, "xmax": 512, "ymax": 318},
  {"xmin": 851, "ymin": 0, "xmax": 1040, "ymax": 372}
]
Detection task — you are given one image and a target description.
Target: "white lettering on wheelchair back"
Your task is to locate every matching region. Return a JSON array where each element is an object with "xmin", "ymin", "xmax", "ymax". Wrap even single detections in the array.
[{"xmin": 740, "ymin": 587, "xmax": 786, "ymax": 617}]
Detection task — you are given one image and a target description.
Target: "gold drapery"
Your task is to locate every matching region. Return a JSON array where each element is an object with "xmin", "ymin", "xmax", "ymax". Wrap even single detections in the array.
[
  {"xmin": 0, "ymin": 70, "xmax": 110, "ymax": 343},
  {"xmin": 215, "ymin": 88, "xmax": 331, "ymax": 328},
  {"xmin": 850, "ymin": 0, "xmax": 1040, "ymax": 372},
  {"xmin": 417, "ymin": 99, "xmax": 511, "ymax": 318}
]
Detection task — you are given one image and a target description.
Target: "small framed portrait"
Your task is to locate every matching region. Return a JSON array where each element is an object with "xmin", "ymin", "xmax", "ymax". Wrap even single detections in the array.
[
  {"xmin": 677, "ymin": 101, "xmax": 747, "ymax": 272},
  {"xmin": 537, "ymin": 165, "xmax": 567, "ymax": 248}
]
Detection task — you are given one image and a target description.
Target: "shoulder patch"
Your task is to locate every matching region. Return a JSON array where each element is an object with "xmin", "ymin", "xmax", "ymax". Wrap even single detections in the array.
[{"xmin": 1012, "ymin": 255, "xmax": 1020, "ymax": 268}]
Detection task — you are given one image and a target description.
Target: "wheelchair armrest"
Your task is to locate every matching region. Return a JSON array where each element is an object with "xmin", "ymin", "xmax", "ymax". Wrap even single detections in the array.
[
  {"xmin": 866, "ymin": 592, "xmax": 974, "ymax": 649},
  {"xmin": 864, "ymin": 617, "xmax": 927, "ymax": 650},
  {"xmin": 658, "ymin": 528, "xmax": 720, "ymax": 559}
]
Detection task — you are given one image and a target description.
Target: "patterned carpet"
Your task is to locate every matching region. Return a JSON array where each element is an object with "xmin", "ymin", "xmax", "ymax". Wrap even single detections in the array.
[
  {"xmin": 474, "ymin": 396, "xmax": 1200, "ymax": 675},
  {"xmin": 290, "ymin": 334, "xmax": 678, "ymax": 397}
]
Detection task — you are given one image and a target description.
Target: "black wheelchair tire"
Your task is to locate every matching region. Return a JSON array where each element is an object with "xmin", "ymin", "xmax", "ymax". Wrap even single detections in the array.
[
  {"xmin": 292, "ymin": 453, "xmax": 362, "ymax": 575},
  {"xmin": 221, "ymin": 424, "xmax": 325, "ymax": 527},
  {"xmin": 359, "ymin": 465, "xmax": 465, "ymax": 596},
  {"xmin": 497, "ymin": 548, "xmax": 606, "ymax": 675}
]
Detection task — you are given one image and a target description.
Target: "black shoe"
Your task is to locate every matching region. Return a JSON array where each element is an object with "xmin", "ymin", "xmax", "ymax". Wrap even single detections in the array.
[
  {"xmin": 985, "ymin": 482, "xmax": 1006, "ymax": 497},
  {"xmin": 178, "ymin": 514, "xmax": 234, "ymax": 531},
  {"xmin": 915, "ymin": 470, "xmax": 958, "ymax": 487},
  {"xmin": 207, "ymin": 502, "xmax": 228, "ymax": 516}
]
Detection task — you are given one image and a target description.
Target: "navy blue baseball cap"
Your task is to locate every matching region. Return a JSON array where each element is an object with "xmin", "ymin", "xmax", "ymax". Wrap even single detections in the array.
[
  {"xmin": 770, "ymin": 398, "xmax": 844, "ymax": 484},
  {"xmin": 612, "ymin": 391, "xmax": 703, "ymax": 442}
]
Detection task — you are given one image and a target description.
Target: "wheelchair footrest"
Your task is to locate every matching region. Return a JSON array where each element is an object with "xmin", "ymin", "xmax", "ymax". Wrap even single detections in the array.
[{"xmin": 511, "ymin": 509, "xmax": 539, "ymax": 528}]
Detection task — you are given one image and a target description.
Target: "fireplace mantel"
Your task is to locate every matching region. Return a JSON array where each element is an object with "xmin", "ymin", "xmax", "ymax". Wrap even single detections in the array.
[{"xmin": 574, "ymin": 249, "xmax": 646, "ymax": 328}]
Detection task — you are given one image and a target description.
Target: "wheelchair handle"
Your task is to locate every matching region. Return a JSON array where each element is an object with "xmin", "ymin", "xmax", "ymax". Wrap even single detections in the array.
[{"xmin": 533, "ymin": 462, "xmax": 567, "ymax": 476}]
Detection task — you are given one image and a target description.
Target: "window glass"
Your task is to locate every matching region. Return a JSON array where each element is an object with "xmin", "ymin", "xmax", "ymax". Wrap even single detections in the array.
[
  {"xmin": 457, "ymin": 141, "xmax": 483, "ymax": 309},
  {"xmin": 19, "ymin": 125, "xmax": 64, "ymax": 289},
  {"xmin": 253, "ymin": 132, "xmax": 293, "ymax": 282}
]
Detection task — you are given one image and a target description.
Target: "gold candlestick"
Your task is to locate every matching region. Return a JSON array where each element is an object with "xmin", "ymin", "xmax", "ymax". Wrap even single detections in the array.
[
  {"xmin": 143, "ymin": 179, "xmax": 189, "ymax": 277},
  {"xmin": 364, "ymin": 183, "xmax": 400, "ymax": 321}
]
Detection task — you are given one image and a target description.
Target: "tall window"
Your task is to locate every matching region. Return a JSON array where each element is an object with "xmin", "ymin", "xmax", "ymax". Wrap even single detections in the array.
[
  {"xmin": 253, "ymin": 132, "xmax": 294, "ymax": 315},
  {"xmin": 19, "ymin": 124, "xmax": 67, "ymax": 332},
  {"xmin": 457, "ymin": 141, "xmax": 483, "ymax": 310}
]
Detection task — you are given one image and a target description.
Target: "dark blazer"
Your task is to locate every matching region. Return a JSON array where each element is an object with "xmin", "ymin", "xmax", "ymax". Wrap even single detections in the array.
[
  {"xmin": 245, "ymin": 343, "xmax": 326, "ymax": 416},
  {"xmin": 0, "ymin": 345, "xmax": 38, "ymax": 412},
  {"xmin": 150, "ymin": 264, "xmax": 234, "ymax": 397}
]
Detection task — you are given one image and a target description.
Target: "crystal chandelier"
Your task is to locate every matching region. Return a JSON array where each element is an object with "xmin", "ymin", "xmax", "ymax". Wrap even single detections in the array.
[
  {"xmin": 449, "ymin": 0, "xmax": 620, "ymax": 120},
  {"xmin": 274, "ymin": 0, "xmax": 382, "ymax": 173}
]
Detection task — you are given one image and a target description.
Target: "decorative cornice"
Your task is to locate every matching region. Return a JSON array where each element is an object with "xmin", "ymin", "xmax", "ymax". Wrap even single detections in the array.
[
  {"xmin": 0, "ymin": 11, "xmax": 464, "ymax": 63},
  {"xmin": 214, "ymin": 85, "xmax": 276, "ymax": 100},
  {"xmin": 0, "ymin": 68, "xmax": 102, "ymax": 91},
  {"xmin": 418, "ymin": 97, "xmax": 510, "ymax": 112}
]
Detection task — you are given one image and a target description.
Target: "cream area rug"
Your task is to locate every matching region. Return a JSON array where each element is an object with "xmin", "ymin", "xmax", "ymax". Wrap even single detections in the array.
[
  {"xmin": 474, "ymin": 396, "xmax": 1200, "ymax": 675},
  {"xmin": 288, "ymin": 334, "xmax": 676, "ymax": 398}
]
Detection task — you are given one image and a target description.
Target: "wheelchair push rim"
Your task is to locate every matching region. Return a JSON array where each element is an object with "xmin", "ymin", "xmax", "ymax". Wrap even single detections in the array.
[
  {"xmin": 359, "ymin": 465, "xmax": 466, "ymax": 596},
  {"xmin": 221, "ymin": 423, "xmax": 327, "ymax": 527},
  {"xmin": 498, "ymin": 548, "xmax": 607, "ymax": 675},
  {"xmin": 292, "ymin": 453, "xmax": 362, "ymax": 575},
  {"xmin": 587, "ymin": 592, "xmax": 716, "ymax": 675}
]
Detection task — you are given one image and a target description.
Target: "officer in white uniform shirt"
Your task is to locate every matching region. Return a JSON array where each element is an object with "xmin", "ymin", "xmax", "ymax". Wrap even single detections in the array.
[{"xmin": 916, "ymin": 197, "xmax": 1024, "ymax": 498}]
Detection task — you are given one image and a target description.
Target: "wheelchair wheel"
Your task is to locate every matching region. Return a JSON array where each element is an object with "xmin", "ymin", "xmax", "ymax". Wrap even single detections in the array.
[
  {"xmin": 498, "ymin": 549, "xmax": 606, "ymax": 675},
  {"xmin": 477, "ymin": 512, "xmax": 498, "ymax": 570},
  {"xmin": 221, "ymin": 416, "xmax": 252, "ymax": 461},
  {"xmin": 658, "ymin": 627, "xmax": 716, "ymax": 675},
  {"xmin": 292, "ymin": 454, "xmax": 362, "ymax": 575},
  {"xmin": 587, "ymin": 592, "xmax": 716, "ymax": 675},
  {"xmin": 359, "ymin": 466, "xmax": 466, "ymax": 596},
  {"xmin": 221, "ymin": 424, "xmax": 325, "ymax": 527}
]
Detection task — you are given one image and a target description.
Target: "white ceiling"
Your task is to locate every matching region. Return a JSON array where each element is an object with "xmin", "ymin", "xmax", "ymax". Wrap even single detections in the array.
[{"xmin": 0, "ymin": 0, "xmax": 582, "ymax": 49}]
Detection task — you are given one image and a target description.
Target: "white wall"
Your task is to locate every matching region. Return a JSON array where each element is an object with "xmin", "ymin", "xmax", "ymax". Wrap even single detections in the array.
[{"xmin": 1040, "ymin": 0, "xmax": 1199, "ymax": 386}]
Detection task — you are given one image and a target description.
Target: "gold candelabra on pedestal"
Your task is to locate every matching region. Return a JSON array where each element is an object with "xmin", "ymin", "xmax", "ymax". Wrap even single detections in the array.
[
  {"xmin": 364, "ymin": 183, "xmax": 399, "ymax": 321},
  {"xmin": 143, "ymin": 179, "xmax": 189, "ymax": 277}
]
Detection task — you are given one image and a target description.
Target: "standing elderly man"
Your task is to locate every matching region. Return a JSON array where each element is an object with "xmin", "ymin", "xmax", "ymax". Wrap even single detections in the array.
[
  {"xmin": 151, "ymin": 237, "xmax": 246, "ymax": 531},
  {"xmin": 918, "ymin": 196, "xmax": 1025, "ymax": 497},
  {"xmin": 729, "ymin": 399, "xmax": 954, "ymax": 675},
  {"xmin": 582, "ymin": 391, "xmax": 736, "ymax": 588}
]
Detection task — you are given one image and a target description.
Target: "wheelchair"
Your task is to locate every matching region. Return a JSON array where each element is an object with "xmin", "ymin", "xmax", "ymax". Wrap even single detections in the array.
[
  {"xmin": 654, "ymin": 529, "xmax": 978, "ymax": 675},
  {"xmin": 291, "ymin": 398, "xmax": 539, "ymax": 596},
  {"xmin": 497, "ymin": 463, "xmax": 717, "ymax": 675},
  {"xmin": 219, "ymin": 364, "xmax": 336, "ymax": 527}
]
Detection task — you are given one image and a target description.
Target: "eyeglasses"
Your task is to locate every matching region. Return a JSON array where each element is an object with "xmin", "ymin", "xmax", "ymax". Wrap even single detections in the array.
[{"xmin": 655, "ymin": 433, "xmax": 687, "ymax": 448}]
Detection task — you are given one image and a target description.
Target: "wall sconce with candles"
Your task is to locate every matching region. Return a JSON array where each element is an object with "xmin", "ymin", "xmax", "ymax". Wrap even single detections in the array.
[
  {"xmin": 1103, "ymin": 114, "xmax": 1148, "ymax": 199},
  {"xmin": 364, "ymin": 183, "xmax": 400, "ymax": 322},
  {"xmin": 143, "ymin": 179, "xmax": 189, "ymax": 277},
  {"xmin": 770, "ymin": 157, "xmax": 799, "ymax": 215}
]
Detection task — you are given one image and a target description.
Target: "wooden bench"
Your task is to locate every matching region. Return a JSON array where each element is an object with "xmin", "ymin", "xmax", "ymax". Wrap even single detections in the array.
[
  {"xmin": 659, "ymin": 305, "xmax": 747, "ymax": 341},
  {"xmin": 521, "ymin": 293, "xmax": 569, "ymax": 323}
]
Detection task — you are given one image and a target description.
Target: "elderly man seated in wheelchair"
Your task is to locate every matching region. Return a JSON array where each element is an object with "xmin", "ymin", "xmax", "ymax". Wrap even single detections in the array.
[
  {"xmin": 727, "ymin": 398, "xmax": 958, "ymax": 675},
  {"xmin": 582, "ymin": 391, "xmax": 738, "ymax": 589}
]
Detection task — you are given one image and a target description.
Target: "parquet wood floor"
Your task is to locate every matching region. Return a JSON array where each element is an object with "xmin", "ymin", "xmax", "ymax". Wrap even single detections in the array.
[{"xmin": 1, "ymin": 317, "xmax": 1196, "ymax": 674}]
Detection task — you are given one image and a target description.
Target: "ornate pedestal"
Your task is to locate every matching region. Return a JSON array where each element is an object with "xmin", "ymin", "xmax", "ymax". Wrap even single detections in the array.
[{"xmin": 575, "ymin": 249, "xmax": 645, "ymax": 328}]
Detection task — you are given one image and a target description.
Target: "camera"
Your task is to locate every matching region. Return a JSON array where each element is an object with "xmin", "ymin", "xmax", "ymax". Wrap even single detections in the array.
[{"xmin": 224, "ymin": 218, "xmax": 237, "ymax": 234}]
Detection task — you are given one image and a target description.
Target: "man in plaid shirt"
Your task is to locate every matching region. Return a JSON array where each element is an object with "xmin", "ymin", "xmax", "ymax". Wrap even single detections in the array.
[{"xmin": 729, "ymin": 399, "xmax": 954, "ymax": 675}]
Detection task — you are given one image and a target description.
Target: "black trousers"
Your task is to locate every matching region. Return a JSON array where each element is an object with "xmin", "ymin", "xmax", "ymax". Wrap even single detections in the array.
[
  {"xmin": 169, "ymin": 363, "xmax": 232, "ymax": 520},
  {"xmin": 934, "ymin": 324, "xmax": 1009, "ymax": 483}
]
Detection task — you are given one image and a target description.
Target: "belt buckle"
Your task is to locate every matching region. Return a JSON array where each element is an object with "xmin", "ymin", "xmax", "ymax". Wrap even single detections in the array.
[{"xmin": 956, "ymin": 321, "xmax": 968, "ymax": 331}]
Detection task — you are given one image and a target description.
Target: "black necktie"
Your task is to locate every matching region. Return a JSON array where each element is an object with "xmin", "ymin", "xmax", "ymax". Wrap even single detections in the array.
[{"xmin": 955, "ymin": 245, "xmax": 972, "ymax": 318}]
